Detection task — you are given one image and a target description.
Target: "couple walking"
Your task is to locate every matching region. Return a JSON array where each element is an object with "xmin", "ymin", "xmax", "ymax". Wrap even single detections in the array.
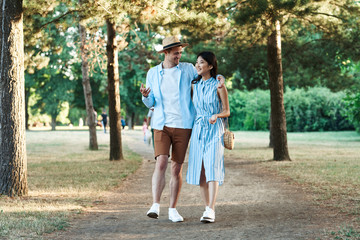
[{"xmin": 140, "ymin": 36, "xmax": 230, "ymax": 223}]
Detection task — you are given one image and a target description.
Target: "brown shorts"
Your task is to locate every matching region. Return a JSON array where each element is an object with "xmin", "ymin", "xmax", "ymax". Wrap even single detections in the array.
[{"xmin": 153, "ymin": 126, "xmax": 192, "ymax": 164}]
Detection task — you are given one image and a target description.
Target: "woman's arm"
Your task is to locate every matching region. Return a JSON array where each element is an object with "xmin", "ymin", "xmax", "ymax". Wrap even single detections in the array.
[
  {"xmin": 191, "ymin": 84, "xmax": 194, "ymax": 99},
  {"xmin": 209, "ymin": 86, "xmax": 230, "ymax": 124}
]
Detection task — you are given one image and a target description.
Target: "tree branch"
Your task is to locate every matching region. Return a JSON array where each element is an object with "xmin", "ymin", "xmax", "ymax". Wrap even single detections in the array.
[
  {"xmin": 40, "ymin": 10, "xmax": 78, "ymax": 29},
  {"xmin": 309, "ymin": 11, "xmax": 346, "ymax": 21},
  {"xmin": 154, "ymin": 6, "xmax": 183, "ymax": 20}
]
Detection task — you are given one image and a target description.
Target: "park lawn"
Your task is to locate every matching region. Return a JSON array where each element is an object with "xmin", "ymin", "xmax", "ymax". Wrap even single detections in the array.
[
  {"xmin": 0, "ymin": 129, "xmax": 142, "ymax": 240},
  {"xmin": 1, "ymin": 129, "xmax": 359, "ymax": 239},
  {"xmin": 228, "ymin": 131, "xmax": 360, "ymax": 237}
]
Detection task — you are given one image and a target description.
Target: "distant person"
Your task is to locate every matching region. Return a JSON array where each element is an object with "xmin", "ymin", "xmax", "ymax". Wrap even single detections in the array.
[
  {"xmin": 142, "ymin": 117, "xmax": 148, "ymax": 142},
  {"xmin": 101, "ymin": 110, "xmax": 108, "ymax": 133},
  {"xmin": 147, "ymin": 107, "xmax": 155, "ymax": 148},
  {"xmin": 93, "ymin": 109, "xmax": 98, "ymax": 126},
  {"xmin": 121, "ymin": 117, "xmax": 126, "ymax": 130},
  {"xmin": 186, "ymin": 52, "xmax": 230, "ymax": 223},
  {"xmin": 140, "ymin": 36, "xmax": 225, "ymax": 223}
]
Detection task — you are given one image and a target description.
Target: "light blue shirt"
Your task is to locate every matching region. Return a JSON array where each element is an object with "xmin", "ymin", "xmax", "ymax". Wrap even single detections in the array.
[{"xmin": 142, "ymin": 62, "xmax": 197, "ymax": 130}]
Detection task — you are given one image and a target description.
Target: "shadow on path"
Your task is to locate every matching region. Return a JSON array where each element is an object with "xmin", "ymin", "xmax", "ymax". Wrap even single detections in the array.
[{"xmin": 49, "ymin": 130, "xmax": 340, "ymax": 240}]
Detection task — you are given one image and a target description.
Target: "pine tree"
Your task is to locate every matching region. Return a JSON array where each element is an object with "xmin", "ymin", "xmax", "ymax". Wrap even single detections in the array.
[{"xmin": 223, "ymin": 0, "xmax": 359, "ymax": 160}]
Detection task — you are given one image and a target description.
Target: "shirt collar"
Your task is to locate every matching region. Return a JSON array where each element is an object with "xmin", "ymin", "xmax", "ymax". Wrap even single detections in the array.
[{"xmin": 158, "ymin": 62, "xmax": 180, "ymax": 76}]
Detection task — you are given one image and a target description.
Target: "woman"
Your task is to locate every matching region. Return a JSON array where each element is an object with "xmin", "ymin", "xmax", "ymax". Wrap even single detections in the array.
[{"xmin": 186, "ymin": 52, "xmax": 230, "ymax": 223}]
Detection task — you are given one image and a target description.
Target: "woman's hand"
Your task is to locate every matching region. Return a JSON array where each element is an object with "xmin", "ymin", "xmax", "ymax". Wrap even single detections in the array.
[
  {"xmin": 217, "ymin": 75, "xmax": 225, "ymax": 89},
  {"xmin": 209, "ymin": 114, "xmax": 217, "ymax": 124},
  {"xmin": 140, "ymin": 83, "xmax": 151, "ymax": 97}
]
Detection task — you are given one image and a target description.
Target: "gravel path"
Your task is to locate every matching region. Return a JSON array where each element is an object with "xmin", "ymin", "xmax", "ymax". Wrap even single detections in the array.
[{"xmin": 49, "ymin": 130, "xmax": 342, "ymax": 240}]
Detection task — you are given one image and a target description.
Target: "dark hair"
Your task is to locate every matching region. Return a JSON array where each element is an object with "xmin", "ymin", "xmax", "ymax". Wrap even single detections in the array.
[{"xmin": 192, "ymin": 51, "xmax": 218, "ymax": 84}]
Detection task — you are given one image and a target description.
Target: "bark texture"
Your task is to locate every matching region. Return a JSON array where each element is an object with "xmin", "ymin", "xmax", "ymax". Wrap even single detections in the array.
[
  {"xmin": 267, "ymin": 20, "xmax": 291, "ymax": 161},
  {"xmin": 0, "ymin": 0, "xmax": 28, "ymax": 196},
  {"xmin": 79, "ymin": 4, "xmax": 98, "ymax": 150},
  {"xmin": 106, "ymin": 19, "xmax": 123, "ymax": 160}
]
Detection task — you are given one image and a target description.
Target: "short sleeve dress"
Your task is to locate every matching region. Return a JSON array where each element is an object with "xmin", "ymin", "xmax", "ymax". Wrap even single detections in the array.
[{"xmin": 186, "ymin": 77, "xmax": 225, "ymax": 186}]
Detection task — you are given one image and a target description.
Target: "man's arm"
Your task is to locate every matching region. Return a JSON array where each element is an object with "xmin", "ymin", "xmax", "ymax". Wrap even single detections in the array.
[{"xmin": 141, "ymin": 71, "xmax": 155, "ymax": 108}]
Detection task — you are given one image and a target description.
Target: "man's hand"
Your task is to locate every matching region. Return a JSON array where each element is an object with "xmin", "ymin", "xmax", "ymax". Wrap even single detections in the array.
[
  {"xmin": 217, "ymin": 75, "xmax": 225, "ymax": 89},
  {"xmin": 140, "ymin": 83, "xmax": 151, "ymax": 97}
]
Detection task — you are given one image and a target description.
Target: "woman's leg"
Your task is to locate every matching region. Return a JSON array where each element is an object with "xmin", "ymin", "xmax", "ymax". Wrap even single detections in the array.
[
  {"xmin": 199, "ymin": 162, "xmax": 209, "ymax": 207},
  {"xmin": 208, "ymin": 181, "xmax": 219, "ymax": 210}
]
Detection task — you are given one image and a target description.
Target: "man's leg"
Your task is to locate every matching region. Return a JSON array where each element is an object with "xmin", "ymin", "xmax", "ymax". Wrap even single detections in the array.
[
  {"xmin": 147, "ymin": 128, "xmax": 171, "ymax": 219},
  {"xmin": 169, "ymin": 160, "xmax": 183, "ymax": 208},
  {"xmin": 168, "ymin": 160, "xmax": 184, "ymax": 222},
  {"xmin": 152, "ymin": 155, "xmax": 168, "ymax": 203},
  {"xmin": 167, "ymin": 127, "xmax": 191, "ymax": 222},
  {"xmin": 147, "ymin": 155, "xmax": 168, "ymax": 219}
]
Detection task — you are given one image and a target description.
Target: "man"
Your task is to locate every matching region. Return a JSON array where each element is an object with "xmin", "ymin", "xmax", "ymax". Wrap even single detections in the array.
[
  {"xmin": 101, "ymin": 110, "xmax": 108, "ymax": 133},
  {"xmin": 140, "ymin": 36, "xmax": 223, "ymax": 222}
]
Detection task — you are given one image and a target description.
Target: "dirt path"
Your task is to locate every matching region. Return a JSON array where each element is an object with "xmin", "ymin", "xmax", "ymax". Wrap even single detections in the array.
[{"xmin": 49, "ymin": 130, "xmax": 341, "ymax": 240}]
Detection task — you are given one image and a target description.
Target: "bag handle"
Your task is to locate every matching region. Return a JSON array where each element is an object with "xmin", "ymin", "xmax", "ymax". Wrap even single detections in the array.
[{"xmin": 224, "ymin": 117, "xmax": 230, "ymax": 130}]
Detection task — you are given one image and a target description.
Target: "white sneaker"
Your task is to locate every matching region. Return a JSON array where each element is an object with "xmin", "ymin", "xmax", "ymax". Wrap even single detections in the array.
[
  {"xmin": 200, "ymin": 206, "xmax": 215, "ymax": 223},
  {"xmin": 147, "ymin": 203, "xmax": 160, "ymax": 219},
  {"xmin": 168, "ymin": 208, "xmax": 184, "ymax": 222}
]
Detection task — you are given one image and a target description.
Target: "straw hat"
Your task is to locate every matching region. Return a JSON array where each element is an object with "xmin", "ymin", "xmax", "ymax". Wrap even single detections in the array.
[{"xmin": 157, "ymin": 36, "xmax": 189, "ymax": 53}]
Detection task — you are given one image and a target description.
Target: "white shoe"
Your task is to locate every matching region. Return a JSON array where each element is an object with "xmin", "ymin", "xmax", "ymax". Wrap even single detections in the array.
[
  {"xmin": 200, "ymin": 206, "xmax": 215, "ymax": 223},
  {"xmin": 168, "ymin": 208, "xmax": 184, "ymax": 222},
  {"xmin": 147, "ymin": 203, "xmax": 160, "ymax": 219}
]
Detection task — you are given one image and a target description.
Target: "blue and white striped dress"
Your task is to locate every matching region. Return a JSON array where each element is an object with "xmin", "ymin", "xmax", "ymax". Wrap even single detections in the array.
[{"xmin": 186, "ymin": 77, "xmax": 225, "ymax": 186}]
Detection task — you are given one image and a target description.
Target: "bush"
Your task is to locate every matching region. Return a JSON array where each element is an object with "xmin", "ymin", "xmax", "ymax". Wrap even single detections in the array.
[
  {"xmin": 228, "ymin": 89, "xmax": 270, "ymax": 131},
  {"xmin": 228, "ymin": 87, "xmax": 353, "ymax": 132},
  {"xmin": 284, "ymin": 87, "xmax": 353, "ymax": 132},
  {"xmin": 343, "ymin": 92, "xmax": 360, "ymax": 132}
]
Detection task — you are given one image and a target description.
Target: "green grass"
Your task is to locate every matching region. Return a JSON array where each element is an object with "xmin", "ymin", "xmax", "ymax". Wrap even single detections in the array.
[
  {"xmin": 1, "ymin": 129, "xmax": 360, "ymax": 239},
  {"xmin": 0, "ymin": 129, "xmax": 142, "ymax": 239},
  {"xmin": 229, "ymin": 131, "xmax": 360, "ymax": 239}
]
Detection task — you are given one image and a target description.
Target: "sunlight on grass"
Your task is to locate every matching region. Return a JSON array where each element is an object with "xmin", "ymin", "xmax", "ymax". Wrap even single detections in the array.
[
  {"xmin": 2, "ymin": 129, "xmax": 360, "ymax": 239},
  {"xmin": 0, "ymin": 129, "xmax": 142, "ymax": 239},
  {"xmin": 229, "ymin": 131, "xmax": 360, "ymax": 224}
]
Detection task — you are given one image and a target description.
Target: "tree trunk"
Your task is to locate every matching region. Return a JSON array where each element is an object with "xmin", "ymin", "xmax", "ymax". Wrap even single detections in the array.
[
  {"xmin": 25, "ymin": 88, "xmax": 29, "ymax": 130},
  {"xmin": 269, "ymin": 111, "xmax": 274, "ymax": 148},
  {"xmin": 0, "ymin": 0, "xmax": 28, "ymax": 196},
  {"xmin": 106, "ymin": 19, "xmax": 123, "ymax": 160},
  {"xmin": 126, "ymin": 111, "xmax": 135, "ymax": 130},
  {"xmin": 267, "ymin": 20, "xmax": 291, "ymax": 161},
  {"xmin": 131, "ymin": 112, "xmax": 135, "ymax": 129},
  {"xmin": 79, "ymin": 3, "xmax": 98, "ymax": 150},
  {"xmin": 127, "ymin": 116, "xmax": 133, "ymax": 130},
  {"xmin": 51, "ymin": 115, "xmax": 56, "ymax": 131}
]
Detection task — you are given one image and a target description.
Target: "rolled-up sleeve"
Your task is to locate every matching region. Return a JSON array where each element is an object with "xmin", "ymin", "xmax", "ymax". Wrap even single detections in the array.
[{"xmin": 142, "ymin": 70, "xmax": 155, "ymax": 108}]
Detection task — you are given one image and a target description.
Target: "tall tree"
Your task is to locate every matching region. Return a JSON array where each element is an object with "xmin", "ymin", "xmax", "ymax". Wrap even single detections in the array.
[
  {"xmin": 106, "ymin": 19, "xmax": 123, "ymax": 160},
  {"xmin": 224, "ymin": 0, "xmax": 359, "ymax": 160},
  {"xmin": 267, "ymin": 20, "xmax": 290, "ymax": 160},
  {"xmin": 0, "ymin": 0, "xmax": 28, "ymax": 196},
  {"xmin": 79, "ymin": 0, "xmax": 98, "ymax": 150}
]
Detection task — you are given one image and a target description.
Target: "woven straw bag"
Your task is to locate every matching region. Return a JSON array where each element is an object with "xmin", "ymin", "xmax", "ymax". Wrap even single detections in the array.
[{"xmin": 224, "ymin": 128, "xmax": 235, "ymax": 150}]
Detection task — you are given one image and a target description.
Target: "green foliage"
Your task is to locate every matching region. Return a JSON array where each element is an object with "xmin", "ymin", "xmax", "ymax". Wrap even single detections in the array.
[
  {"xmin": 228, "ymin": 89, "xmax": 270, "ymax": 131},
  {"xmin": 343, "ymin": 92, "xmax": 360, "ymax": 133},
  {"xmin": 285, "ymin": 87, "xmax": 352, "ymax": 132},
  {"xmin": 228, "ymin": 90, "xmax": 247, "ymax": 130},
  {"xmin": 228, "ymin": 87, "xmax": 353, "ymax": 132},
  {"xmin": 68, "ymin": 107, "xmax": 86, "ymax": 126},
  {"xmin": 119, "ymin": 24, "xmax": 160, "ymax": 125}
]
